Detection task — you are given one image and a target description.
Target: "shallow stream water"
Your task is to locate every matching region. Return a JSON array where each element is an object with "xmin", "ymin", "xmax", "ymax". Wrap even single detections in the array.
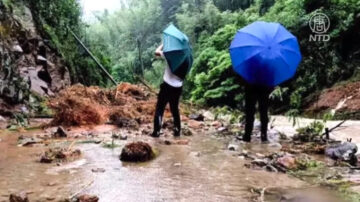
[{"xmin": 0, "ymin": 119, "xmax": 351, "ymax": 202}]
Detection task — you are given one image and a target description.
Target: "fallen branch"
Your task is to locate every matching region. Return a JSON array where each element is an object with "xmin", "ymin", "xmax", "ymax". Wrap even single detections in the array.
[
  {"xmin": 69, "ymin": 179, "xmax": 95, "ymax": 199},
  {"xmin": 134, "ymin": 76, "xmax": 158, "ymax": 95},
  {"xmin": 321, "ymin": 120, "xmax": 347, "ymax": 139},
  {"xmin": 259, "ymin": 187, "xmax": 267, "ymax": 202}
]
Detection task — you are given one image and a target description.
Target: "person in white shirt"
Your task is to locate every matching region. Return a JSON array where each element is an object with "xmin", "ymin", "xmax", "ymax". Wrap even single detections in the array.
[{"xmin": 151, "ymin": 44, "xmax": 183, "ymax": 137}]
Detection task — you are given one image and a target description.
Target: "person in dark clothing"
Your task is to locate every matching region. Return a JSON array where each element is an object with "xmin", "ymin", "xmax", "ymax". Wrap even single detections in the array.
[
  {"xmin": 243, "ymin": 84, "xmax": 273, "ymax": 142},
  {"xmin": 152, "ymin": 82, "xmax": 182, "ymax": 137},
  {"xmin": 152, "ymin": 44, "xmax": 184, "ymax": 138}
]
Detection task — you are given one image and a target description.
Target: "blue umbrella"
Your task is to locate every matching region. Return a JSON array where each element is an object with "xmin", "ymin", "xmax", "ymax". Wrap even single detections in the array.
[
  {"xmin": 163, "ymin": 24, "xmax": 193, "ymax": 79},
  {"xmin": 229, "ymin": 21, "xmax": 302, "ymax": 87}
]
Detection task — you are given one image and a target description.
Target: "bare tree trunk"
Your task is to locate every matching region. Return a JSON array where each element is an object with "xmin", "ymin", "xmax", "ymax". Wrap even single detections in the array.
[{"xmin": 137, "ymin": 39, "xmax": 144, "ymax": 78}]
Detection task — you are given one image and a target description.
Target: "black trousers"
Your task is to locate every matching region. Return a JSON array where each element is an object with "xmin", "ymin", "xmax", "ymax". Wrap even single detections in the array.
[
  {"xmin": 153, "ymin": 82, "xmax": 182, "ymax": 133},
  {"xmin": 244, "ymin": 85, "xmax": 273, "ymax": 138}
]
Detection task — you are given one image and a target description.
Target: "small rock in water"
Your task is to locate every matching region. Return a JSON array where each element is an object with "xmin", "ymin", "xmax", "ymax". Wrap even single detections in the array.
[
  {"xmin": 211, "ymin": 121, "xmax": 222, "ymax": 129},
  {"xmin": 174, "ymin": 139, "xmax": 190, "ymax": 145},
  {"xmin": 189, "ymin": 113, "xmax": 204, "ymax": 121},
  {"xmin": 182, "ymin": 127, "xmax": 193, "ymax": 136},
  {"xmin": 120, "ymin": 134, "xmax": 128, "ymax": 140},
  {"xmin": 277, "ymin": 155, "xmax": 297, "ymax": 170},
  {"xmin": 17, "ymin": 135, "xmax": 43, "ymax": 146},
  {"xmin": 120, "ymin": 142, "xmax": 155, "ymax": 162},
  {"xmin": 190, "ymin": 152, "xmax": 201, "ymax": 157},
  {"xmin": 0, "ymin": 115, "xmax": 6, "ymax": 122},
  {"xmin": 52, "ymin": 126, "xmax": 68, "ymax": 138},
  {"xmin": 228, "ymin": 144, "xmax": 239, "ymax": 151},
  {"xmin": 187, "ymin": 120, "xmax": 204, "ymax": 129},
  {"xmin": 91, "ymin": 168, "xmax": 106, "ymax": 173},
  {"xmin": 203, "ymin": 111, "xmax": 215, "ymax": 121},
  {"xmin": 217, "ymin": 127, "xmax": 227, "ymax": 132},
  {"xmin": 325, "ymin": 142, "xmax": 358, "ymax": 165},
  {"xmin": 74, "ymin": 194, "xmax": 99, "ymax": 202},
  {"xmin": 112, "ymin": 133, "xmax": 119, "ymax": 139},
  {"xmin": 40, "ymin": 148, "xmax": 81, "ymax": 163},
  {"xmin": 9, "ymin": 192, "xmax": 28, "ymax": 202}
]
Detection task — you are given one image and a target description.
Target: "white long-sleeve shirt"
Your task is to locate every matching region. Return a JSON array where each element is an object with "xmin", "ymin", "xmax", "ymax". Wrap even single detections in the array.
[{"xmin": 160, "ymin": 51, "xmax": 183, "ymax": 88}]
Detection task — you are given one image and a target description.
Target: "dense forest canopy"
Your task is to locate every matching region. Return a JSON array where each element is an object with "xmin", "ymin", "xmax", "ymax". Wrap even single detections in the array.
[{"xmin": 29, "ymin": 0, "xmax": 360, "ymax": 116}]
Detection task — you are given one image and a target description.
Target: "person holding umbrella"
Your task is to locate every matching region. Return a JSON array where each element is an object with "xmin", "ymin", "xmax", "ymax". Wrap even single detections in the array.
[
  {"xmin": 151, "ymin": 24, "xmax": 193, "ymax": 138},
  {"xmin": 229, "ymin": 21, "xmax": 302, "ymax": 142}
]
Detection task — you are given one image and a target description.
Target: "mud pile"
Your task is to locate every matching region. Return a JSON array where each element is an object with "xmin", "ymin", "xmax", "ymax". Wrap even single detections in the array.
[
  {"xmin": 306, "ymin": 82, "xmax": 360, "ymax": 119},
  {"xmin": 49, "ymin": 83, "xmax": 172, "ymax": 126}
]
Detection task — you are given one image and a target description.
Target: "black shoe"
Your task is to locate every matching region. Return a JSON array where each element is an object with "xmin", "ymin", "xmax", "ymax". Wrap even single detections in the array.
[
  {"xmin": 173, "ymin": 128, "xmax": 180, "ymax": 137},
  {"xmin": 261, "ymin": 134, "xmax": 268, "ymax": 143},
  {"xmin": 242, "ymin": 134, "xmax": 251, "ymax": 142},
  {"xmin": 151, "ymin": 131, "xmax": 160, "ymax": 138}
]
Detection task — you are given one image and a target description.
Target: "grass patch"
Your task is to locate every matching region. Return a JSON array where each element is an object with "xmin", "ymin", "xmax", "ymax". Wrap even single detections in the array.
[{"xmin": 102, "ymin": 139, "xmax": 119, "ymax": 149}]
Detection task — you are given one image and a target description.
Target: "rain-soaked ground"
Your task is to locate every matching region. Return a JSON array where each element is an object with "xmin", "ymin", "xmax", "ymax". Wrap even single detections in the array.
[{"xmin": 0, "ymin": 117, "xmax": 356, "ymax": 202}]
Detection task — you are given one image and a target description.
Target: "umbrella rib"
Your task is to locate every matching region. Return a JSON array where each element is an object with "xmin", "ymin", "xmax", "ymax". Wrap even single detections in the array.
[
  {"xmin": 233, "ymin": 51, "xmax": 263, "ymax": 69},
  {"xmin": 229, "ymin": 44, "xmax": 264, "ymax": 50},
  {"xmin": 238, "ymin": 31, "xmax": 266, "ymax": 44},
  {"xmin": 281, "ymin": 47, "xmax": 302, "ymax": 57}
]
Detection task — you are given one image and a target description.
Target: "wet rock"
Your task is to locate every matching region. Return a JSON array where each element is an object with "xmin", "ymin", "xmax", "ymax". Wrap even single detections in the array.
[
  {"xmin": 203, "ymin": 111, "xmax": 215, "ymax": 121},
  {"xmin": 17, "ymin": 135, "xmax": 43, "ymax": 146},
  {"xmin": 9, "ymin": 192, "xmax": 28, "ymax": 202},
  {"xmin": 52, "ymin": 126, "xmax": 67, "ymax": 138},
  {"xmin": 119, "ymin": 134, "xmax": 128, "ymax": 140},
  {"xmin": 211, "ymin": 121, "xmax": 222, "ymax": 129},
  {"xmin": 40, "ymin": 148, "xmax": 81, "ymax": 163},
  {"xmin": 190, "ymin": 152, "xmax": 201, "ymax": 157},
  {"xmin": 91, "ymin": 168, "xmax": 106, "ymax": 173},
  {"xmin": 189, "ymin": 113, "xmax": 204, "ymax": 121},
  {"xmin": 228, "ymin": 143, "xmax": 239, "ymax": 151},
  {"xmin": 187, "ymin": 120, "xmax": 204, "ymax": 129},
  {"xmin": 182, "ymin": 127, "xmax": 193, "ymax": 136},
  {"xmin": 120, "ymin": 142, "xmax": 155, "ymax": 162},
  {"xmin": 37, "ymin": 55, "xmax": 47, "ymax": 62},
  {"xmin": 164, "ymin": 140, "xmax": 172, "ymax": 145},
  {"xmin": 0, "ymin": 115, "xmax": 6, "ymax": 122},
  {"xmin": 11, "ymin": 45, "xmax": 23, "ymax": 53},
  {"xmin": 277, "ymin": 155, "xmax": 297, "ymax": 170},
  {"xmin": 217, "ymin": 126, "xmax": 227, "ymax": 132},
  {"xmin": 112, "ymin": 133, "xmax": 119, "ymax": 139},
  {"xmin": 325, "ymin": 142, "xmax": 358, "ymax": 165},
  {"xmin": 111, "ymin": 116, "xmax": 138, "ymax": 128},
  {"xmin": 174, "ymin": 139, "xmax": 190, "ymax": 145},
  {"xmin": 74, "ymin": 194, "xmax": 99, "ymax": 202},
  {"xmin": 251, "ymin": 159, "xmax": 268, "ymax": 167}
]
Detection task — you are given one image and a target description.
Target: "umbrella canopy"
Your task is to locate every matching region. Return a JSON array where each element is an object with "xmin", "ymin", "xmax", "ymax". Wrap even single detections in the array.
[
  {"xmin": 163, "ymin": 24, "xmax": 193, "ymax": 80},
  {"xmin": 229, "ymin": 21, "xmax": 302, "ymax": 87}
]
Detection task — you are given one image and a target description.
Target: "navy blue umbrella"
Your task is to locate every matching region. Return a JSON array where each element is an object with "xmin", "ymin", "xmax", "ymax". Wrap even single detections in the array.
[{"xmin": 229, "ymin": 21, "xmax": 302, "ymax": 87}]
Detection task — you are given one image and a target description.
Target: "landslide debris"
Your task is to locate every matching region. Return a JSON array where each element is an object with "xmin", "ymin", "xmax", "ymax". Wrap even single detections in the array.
[
  {"xmin": 48, "ymin": 83, "xmax": 172, "ymax": 126},
  {"xmin": 306, "ymin": 81, "xmax": 360, "ymax": 119}
]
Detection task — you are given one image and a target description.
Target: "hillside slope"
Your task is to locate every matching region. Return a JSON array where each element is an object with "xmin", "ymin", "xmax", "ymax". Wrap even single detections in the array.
[
  {"xmin": 306, "ymin": 81, "xmax": 360, "ymax": 119},
  {"xmin": 0, "ymin": 1, "xmax": 71, "ymax": 115}
]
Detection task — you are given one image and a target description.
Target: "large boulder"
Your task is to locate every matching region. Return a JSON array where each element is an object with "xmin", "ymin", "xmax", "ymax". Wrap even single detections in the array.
[
  {"xmin": 120, "ymin": 142, "xmax": 155, "ymax": 162},
  {"xmin": 325, "ymin": 142, "xmax": 358, "ymax": 165}
]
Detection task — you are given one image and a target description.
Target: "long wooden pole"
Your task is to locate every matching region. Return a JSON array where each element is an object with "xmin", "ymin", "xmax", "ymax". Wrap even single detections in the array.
[{"xmin": 68, "ymin": 27, "xmax": 118, "ymax": 85}]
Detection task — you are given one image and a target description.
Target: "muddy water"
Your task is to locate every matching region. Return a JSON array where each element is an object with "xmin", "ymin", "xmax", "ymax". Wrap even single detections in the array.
[{"xmin": 0, "ymin": 126, "xmax": 310, "ymax": 202}]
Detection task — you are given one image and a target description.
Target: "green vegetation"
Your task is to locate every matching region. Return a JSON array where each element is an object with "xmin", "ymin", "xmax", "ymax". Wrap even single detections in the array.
[
  {"xmin": 19, "ymin": 0, "xmax": 360, "ymax": 113},
  {"xmin": 26, "ymin": 0, "xmax": 112, "ymax": 86}
]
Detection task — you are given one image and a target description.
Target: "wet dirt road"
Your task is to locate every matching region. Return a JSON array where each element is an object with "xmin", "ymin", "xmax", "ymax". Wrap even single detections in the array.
[{"xmin": 0, "ymin": 124, "xmax": 308, "ymax": 202}]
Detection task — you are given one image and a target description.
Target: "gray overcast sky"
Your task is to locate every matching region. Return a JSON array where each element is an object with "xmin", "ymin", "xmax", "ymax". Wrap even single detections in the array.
[{"xmin": 80, "ymin": 0, "xmax": 125, "ymax": 20}]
